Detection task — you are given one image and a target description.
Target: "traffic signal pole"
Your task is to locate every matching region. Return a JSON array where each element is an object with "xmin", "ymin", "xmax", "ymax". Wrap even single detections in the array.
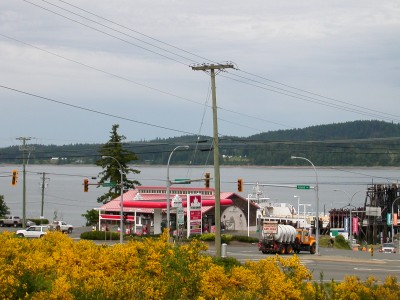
[
  {"xmin": 191, "ymin": 63, "xmax": 234, "ymax": 257},
  {"xmin": 17, "ymin": 137, "xmax": 33, "ymax": 228}
]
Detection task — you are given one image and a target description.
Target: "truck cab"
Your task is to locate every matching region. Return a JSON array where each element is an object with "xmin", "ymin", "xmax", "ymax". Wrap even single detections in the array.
[{"xmin": 294, "ymin": 229, "xmax": 316, "ymax": 254}]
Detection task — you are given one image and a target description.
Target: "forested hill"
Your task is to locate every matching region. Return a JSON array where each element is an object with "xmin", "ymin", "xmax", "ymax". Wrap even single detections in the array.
[
  {"xmin": 248, "ymin": 120, "xmax": 400, "ymax": 141},
  {"xmin": 1, "ymin": 120, "xmax": 400, "ymax": 167}
]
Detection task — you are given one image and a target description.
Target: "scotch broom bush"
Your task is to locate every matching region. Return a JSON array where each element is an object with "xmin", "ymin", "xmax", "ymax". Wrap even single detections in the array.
[{"xmin": 0, "ymin": 230, "xmax": 399, "ymax": 299}]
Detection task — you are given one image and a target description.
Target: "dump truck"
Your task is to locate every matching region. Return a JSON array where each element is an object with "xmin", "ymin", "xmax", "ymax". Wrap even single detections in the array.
[{"xmin": 258, "ymin": 221, "xmax": 316, "ymax": 254}]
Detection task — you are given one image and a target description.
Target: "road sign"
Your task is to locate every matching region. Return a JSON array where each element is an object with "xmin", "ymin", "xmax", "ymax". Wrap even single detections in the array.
[
  {"xmin": 296, "ymin": 185, "xmax": 310, "ymax": 190},
  {"xmin": 173, "ymin": 178, "xmax": 191, "ymax": 184},
  {"xmin": 177, "ymin": 207, "xmax": 184, "ymax": 225},
  {"xmin": 102, "ymin": 182, "xmax": 116, "ymax": 187}
]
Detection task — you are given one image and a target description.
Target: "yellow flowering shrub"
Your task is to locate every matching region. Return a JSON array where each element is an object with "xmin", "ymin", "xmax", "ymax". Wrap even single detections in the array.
[{"xmin": 0, "ymin": 230, "xmax": 398, "ymax": 299}]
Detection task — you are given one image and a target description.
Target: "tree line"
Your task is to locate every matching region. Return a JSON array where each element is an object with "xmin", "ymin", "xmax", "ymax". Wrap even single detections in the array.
[{"xmin": 1, "ymin": 120, "xmax": 400, "ymax": 167}]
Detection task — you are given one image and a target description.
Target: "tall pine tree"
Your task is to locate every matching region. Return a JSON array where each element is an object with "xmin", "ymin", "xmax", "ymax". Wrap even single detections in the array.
[{"xmin": 96, "ymin": 124, "xmax": 141, "ymax": 204}]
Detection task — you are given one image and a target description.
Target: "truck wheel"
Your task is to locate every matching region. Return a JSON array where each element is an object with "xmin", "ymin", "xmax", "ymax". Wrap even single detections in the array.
[
  {"xmin": 17, "ymin": 233, "xmax": 24, "ymax": 237},
  {"xmin": 0, "ymin": 222, "xmax": 3, "ymax": 227},
  {"xmin": 286, "ymin": 244, "xmax": 293, "ymax": 254},
  {"xmin": 56, "ymin": 225, "xmax": 61, "ymax": 231},
  {"xmin": 279, "ymin": 245, "xmax": 286, "ymax": 255},
  {"xmin": 13, "ymin": 222, "xmax": 18, "ymax": 228},
  {"xmin": 310, "ymin": 244, "xmax": 316, "ymax": 254},
  {"xmin": 67, "ymin": 228, "xmax": 73, "ymax": 234}
]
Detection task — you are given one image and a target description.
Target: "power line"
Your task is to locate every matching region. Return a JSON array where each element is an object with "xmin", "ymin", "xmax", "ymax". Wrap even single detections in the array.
[
  {"xmin": 0, "ymin": 84, "xmax": 197, "ymax": 136},
  {"xmin": 18, "ymin": 1, "xmax": 399, "ymax": 126}
]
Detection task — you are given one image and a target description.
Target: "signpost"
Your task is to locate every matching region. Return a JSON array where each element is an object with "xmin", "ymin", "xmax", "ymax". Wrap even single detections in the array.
[
  {"xmin": 102, "ymin": 182, "xmax": 116, "ymax": 187},
  {"xmin": 296, "ymin": 185, "xmax": 310, "ymax": 190},
  {"xmin": 173, "ymin": 178, "xmax": 191, "ymax": 184}
]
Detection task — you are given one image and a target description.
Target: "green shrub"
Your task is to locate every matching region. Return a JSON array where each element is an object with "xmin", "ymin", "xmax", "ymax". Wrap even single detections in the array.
[
  {"xmin": 80, "ymin": 230, "xmax": 120, "ymax": 240},
  {"xmin": 193, "ymin": 233, "xmax": 233, "ymax": 244},
  {"xmin": 232, "ymin": 235, "xmax": 259, "ymax": 243},
  {"xmin": 212, "ymin": 256, "xmax": 242, "ymax": 272},
  {"xmin": 334, "ymin": 235, "xmax": 351, "ymax": 250},
  {"xmin": 29, "ymin": 218, "xmax": 49, "ymax": 225}
]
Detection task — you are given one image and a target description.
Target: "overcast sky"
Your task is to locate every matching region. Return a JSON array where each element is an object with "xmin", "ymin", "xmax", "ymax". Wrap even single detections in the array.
[{"xmin": 0, "ymin": 0, "xmax": 399, "ymax": 148}]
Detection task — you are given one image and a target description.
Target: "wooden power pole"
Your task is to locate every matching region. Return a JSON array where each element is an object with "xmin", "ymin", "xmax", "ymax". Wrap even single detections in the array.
[{"xmin": 191, "ymin": 63, "xmax": 234, "ymax": 257}]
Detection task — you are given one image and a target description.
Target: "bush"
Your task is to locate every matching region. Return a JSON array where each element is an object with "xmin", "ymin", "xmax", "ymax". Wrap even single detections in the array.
[
  {"xmin": 0, "ymin": 231, "xmax": 399, "ymax": 299},
  {"xmin": 232, "ymin": 235, "xmax": 259, "ymax": 243},
  {"xmin": 80, "ymin": 230, "xmax": 120, "ymax": 240},
  {"xmin": 29, "ymin": 218, "xmax": 49, "ymax": 225},
  {"xmin": 334, "ymin": 234, "xmax": 351, "ymax": 250},
  {"xmin": 195, "ymin": 233, "xmax": 233, "ymax": 244},
  {"xmin": 212, "ymin": 256, "xmax": 242, "ymax": 272}
]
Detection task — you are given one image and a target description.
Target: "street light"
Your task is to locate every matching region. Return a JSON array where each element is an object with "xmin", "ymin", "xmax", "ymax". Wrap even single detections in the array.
[
  {"xmin": 166, "ymin": 145, "xmax": 189, "ymax": 237},
  {"xmin": 291, "ymin": 156, "xmax": 320, "ymax": 255},
  {"xmin": 294, "ymin": 195, "xmax": 300, "ymax": 225},
  {"xmin": 102, "ymin": 155, "xmax": 124, "ymax": 244},
  {"xmin": 391, "ymin": 196, "xmax": 400, "ymax": 243}
]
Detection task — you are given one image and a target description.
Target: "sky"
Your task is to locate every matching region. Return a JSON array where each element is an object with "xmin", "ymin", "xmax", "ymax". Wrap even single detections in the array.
[{"xmin": 0, "ymin": 0, "xmax": 399, "ymax": 148}]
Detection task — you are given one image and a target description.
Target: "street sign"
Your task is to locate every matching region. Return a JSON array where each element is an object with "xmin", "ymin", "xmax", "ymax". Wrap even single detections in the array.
[
  {"xmin": 102, "ymin": 182, "xmax": 116, "ymax": 187},
  {"xmin": 177, "ymin": 207, "xmax": 184, "ymax": 225},
  {"xmin": 296, "ymin": 185, "xmax": 310, "ymax": 190},
  {"xmin": 173, "ymin": 178, "xmax": 191, "ymax": 184}
]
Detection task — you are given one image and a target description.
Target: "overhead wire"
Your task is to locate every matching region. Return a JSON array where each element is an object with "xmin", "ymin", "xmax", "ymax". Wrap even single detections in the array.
[
  {"xmin": 35, "ymin": 0, "xmax": 400, "ymax": 124},
  {"xmin": 8, "ymin": 0, "xmax": 399, "ymax": 139},
  {"xmin": 0, "ymin": 84, "xmax": 197, "ymax": 136}
]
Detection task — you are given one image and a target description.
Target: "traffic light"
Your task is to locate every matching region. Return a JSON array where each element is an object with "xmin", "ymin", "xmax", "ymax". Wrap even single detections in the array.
[
  {"xmin": 204, "ymin": 172, "xmax": 210, "ymax": 188},
  {"xmin": 83, "ymin": 178, "xmax": 89, "ymax": 192},
  {"xmin": 237, "ymin": 178, "xmax": 243, "ymax": 192},
  {"xmin": 11, "ymin": 170, "xmax": 18, "ymax": 186}
]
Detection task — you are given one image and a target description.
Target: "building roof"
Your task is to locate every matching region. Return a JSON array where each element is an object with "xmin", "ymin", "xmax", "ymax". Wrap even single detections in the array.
[{"xmin": 96, "ymin": 186, "xmax": 251, "ymax": 214}]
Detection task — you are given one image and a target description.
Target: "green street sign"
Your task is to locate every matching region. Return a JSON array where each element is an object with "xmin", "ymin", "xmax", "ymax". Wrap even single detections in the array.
[
  {"xmin": 173, "ymin": 178, "xmax": 191, "ymax": 184},
  {"xmin": 296, "ymin": 185, "xmax": 310, "ymax": 190},
  {"xmin": 102, "ymin": 182, "xmax": 116, "ymax": 187}
]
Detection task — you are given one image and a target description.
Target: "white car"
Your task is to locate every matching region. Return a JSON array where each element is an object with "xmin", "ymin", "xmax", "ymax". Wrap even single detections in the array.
[
  {"xmin": 379, "ymin": 243, "xmax": 396, "ymax": 253},
  {"xmin": 16, "ymin": 225, "xmax": 49, "ymax": 238}
]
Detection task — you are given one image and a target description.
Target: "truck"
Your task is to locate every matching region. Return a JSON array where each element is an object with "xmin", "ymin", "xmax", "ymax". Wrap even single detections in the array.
[
  {"xmin": 258, "ymin": 221, "xmax": 316, "ymax": 255},
  {"xmin": 0, "ymin": 215, "xmax": 22, "ymax": 227},
  {"xmin": 48, "ymin": 220, "xmax": 74, "ymax": 234}
]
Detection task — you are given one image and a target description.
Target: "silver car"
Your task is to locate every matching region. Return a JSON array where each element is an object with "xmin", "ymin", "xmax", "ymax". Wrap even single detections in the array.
[
  {"xmin": 380, "ymin": 243, "xmax": 396, "ymax": 253},
  {"xmin": 16, "ymin": 225, "xmax": 49, "ymax": 238}
]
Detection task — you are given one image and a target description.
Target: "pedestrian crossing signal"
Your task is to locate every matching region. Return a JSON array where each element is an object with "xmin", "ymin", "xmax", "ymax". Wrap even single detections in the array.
[
  {"xmin": 237, "ymin": 178, "xmax": 243, "ymax": 192},
  {"xmin": 11, "ymin": 170, "xmax": 18, "ymax": 186}
]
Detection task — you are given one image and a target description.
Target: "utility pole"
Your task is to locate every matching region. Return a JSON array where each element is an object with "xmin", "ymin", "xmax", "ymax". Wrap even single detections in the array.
[
  {"xmin": 16, "ymin": 137, "xmax": 34, "ymax": 228},
  {"xmin": 40, "ymin": 172, "xmax": 50, "ymax": 220},
  {"xmin": 191, "ymin": 63, "xmax": 234, "ymax": 257}
]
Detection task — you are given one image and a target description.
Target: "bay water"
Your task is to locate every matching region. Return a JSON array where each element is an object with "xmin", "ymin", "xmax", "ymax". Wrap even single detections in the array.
[{"xmin": 1, "ymin": 164, "xmax": 399, "ymax": 227}]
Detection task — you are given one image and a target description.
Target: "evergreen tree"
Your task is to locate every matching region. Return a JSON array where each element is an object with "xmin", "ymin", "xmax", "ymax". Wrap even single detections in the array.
[
  {"xmin": 0, "ymin": 195, "xmax": 10, "ymax": 217},
  {"xmin": 96, "ymin": 124, "xmax": 141, "ymax": 204}
]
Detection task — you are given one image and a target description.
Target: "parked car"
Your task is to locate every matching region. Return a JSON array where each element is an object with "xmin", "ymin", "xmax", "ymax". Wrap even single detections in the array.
[
  {"xmin": 379, "ymin": 243, "xmax": 396, "ymax": 253},
  {"xmin": 26, "ymin": 220, "xmax": 36, "ymax": 227},
  {"xmin": 16, "ymin": 225, "xmax": 49, "ymax": 238}
]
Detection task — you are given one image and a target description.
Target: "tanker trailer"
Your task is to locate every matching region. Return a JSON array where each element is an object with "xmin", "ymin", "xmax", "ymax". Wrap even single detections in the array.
[{"xmin": 258, "ymin": 221, "xmax": 297, "ymax": 254}]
